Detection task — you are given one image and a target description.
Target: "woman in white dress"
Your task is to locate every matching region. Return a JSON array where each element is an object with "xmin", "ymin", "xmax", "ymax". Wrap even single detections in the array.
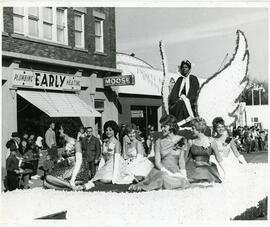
[
  {"xmin": 211, "ymin": 117, "xmax": 247, "ymax": 176},
  {"xmin": 87, "ymin": 120, "xmax": 134, "ymax": 187},
  {"xmin": 123, "ymin": 126, "xmax": 154, "ymax": 179}
]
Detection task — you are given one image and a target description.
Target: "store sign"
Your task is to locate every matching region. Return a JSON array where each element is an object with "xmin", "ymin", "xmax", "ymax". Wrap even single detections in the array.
[
  {"xmin": 12, "ymin": 69, "xmax": 81, "ymax": 91},
  {"xmin": 103, "ymin": 75, "xmax": 135, "ymax": 86},
  {"xmin": 131, "ymin": 110, "xmax": 144, "ymax": 118}
]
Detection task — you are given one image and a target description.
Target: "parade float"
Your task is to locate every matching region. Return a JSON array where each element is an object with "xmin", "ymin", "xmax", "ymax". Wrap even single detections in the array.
[{"xmin": 0, "ymin": 31, "xmax": 268, "ymax": 225}]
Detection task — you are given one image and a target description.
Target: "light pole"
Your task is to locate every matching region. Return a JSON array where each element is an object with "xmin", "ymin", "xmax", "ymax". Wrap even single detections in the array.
[
  {"xmin": 251, "ymin": 86, "xmax": 254, "ymax": 105},
  {"xmin": 258, "ymin": 85, "xmax": 265, "ymax": 105}
]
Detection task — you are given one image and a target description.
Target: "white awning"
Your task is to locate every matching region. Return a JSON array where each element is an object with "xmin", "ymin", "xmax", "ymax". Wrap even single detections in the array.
[{"xmin": 17, "ymin": 90, "xmax": 101, "ymax": 117}]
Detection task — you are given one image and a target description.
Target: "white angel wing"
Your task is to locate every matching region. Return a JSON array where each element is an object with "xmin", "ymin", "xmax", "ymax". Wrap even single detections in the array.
[
  {"xmin": 197, "ymin": 30, "xmax": 249, "ymax": 126},
  {"xmin": 159, "ymin": 41, "xmax": 170, "ymax": 114}
]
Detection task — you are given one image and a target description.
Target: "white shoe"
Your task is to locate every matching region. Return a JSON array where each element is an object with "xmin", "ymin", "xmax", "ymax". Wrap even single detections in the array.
[
  {"xmin": 84, "ymin": 181, "xmax": 95, "ymax": 190},
  {"xmin": 31, "ymin": 175, "xmax": 40, "ymax": 180}
]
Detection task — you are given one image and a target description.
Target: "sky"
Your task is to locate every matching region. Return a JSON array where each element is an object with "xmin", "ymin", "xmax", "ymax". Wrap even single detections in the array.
[{"xmin": 115, "ymin": 7, "xmax": 269, "ymax": 82}]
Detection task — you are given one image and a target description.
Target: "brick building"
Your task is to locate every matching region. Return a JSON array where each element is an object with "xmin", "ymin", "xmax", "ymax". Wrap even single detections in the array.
[{"xmin": 1, "ymin": 7, "xmax": 121, "ymax": 171}]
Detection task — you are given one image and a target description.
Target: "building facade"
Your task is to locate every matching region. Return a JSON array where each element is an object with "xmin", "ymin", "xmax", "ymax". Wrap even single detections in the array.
[
  {"xmin": 115, "ymin": 53, "xmax": 178, "ymax": 134},
  {"xmin": 2, "ymin": 7, "xmax": 120, "ymax": 170}
]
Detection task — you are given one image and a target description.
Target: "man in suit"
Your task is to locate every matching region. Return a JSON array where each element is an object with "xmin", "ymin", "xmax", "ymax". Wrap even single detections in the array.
[
  {"xmin": 169, "ymin": 60, "xmax": 200, "ymax": 128},
  {"xmin": 81, "ymin": 127, "xmax": 101, "ymax": 179}
]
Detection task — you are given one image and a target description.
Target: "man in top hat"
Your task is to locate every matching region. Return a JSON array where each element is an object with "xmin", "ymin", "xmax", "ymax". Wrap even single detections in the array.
[{"xmin": 168, "ymin": 60, "xmax": 200, "ymax": 128}]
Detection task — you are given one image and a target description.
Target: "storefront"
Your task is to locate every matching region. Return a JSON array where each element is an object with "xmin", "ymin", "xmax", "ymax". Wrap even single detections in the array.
[{"xmin": 2, "ymin": 59, "xmax": 120, "ymax": 173}]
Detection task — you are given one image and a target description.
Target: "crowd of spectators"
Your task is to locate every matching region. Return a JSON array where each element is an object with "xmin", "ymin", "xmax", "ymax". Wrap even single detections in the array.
[{"xmin": 232, "ymin": 125, "xmax": 268, "ymax": 153}]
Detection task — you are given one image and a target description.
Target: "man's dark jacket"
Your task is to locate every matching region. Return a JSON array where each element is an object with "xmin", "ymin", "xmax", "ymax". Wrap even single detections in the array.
[{"xmin": 81, "ymin": 136, "xmax": 101, "ymax": 162}]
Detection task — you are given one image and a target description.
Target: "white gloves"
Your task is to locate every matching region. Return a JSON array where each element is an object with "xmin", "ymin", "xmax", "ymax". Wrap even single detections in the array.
[
  {"xmin": 238, "ymin": 155, "xmax": 247, "ymax": 164},
  {"xmin": 161, "ymin": 167, "xmax": 174, "ymax": 176},
  {"xmin": 136, "ymin": 153, "xmax": 143, "ymax": 159},
  {"xmin": 112, "ymin": 153, "xmax": 120, "ymax": 184},
  {"xmin": 180, "ymin": 169, "xmax": 187, "ymax": 179},
  {"xmin": 69, "ymin": 178, "xmax": 76, "ymax": 189},
  {"xmin": 171, "ymin": 170, "xmax": 188, "ymax": 179}
]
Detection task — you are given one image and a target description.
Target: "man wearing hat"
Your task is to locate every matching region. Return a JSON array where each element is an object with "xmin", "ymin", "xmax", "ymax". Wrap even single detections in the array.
[
  {"xmin": 5, "ymin": 132, "xmax": 21, "ymax": 159},
  {"xmin": 168, "ymin": 60, "xmax": 200, "ymax": 127}
]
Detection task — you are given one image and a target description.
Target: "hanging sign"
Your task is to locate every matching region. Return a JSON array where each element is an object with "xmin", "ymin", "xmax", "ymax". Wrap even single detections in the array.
[
  {"xmin": 12, "ymin": 68, "xmax": 81, "ymax": 91},
  {"xmin": 103, "ymin": 75, "xmax": 135, "ymax": 86},
  {"xmin": 131, "ymin": 110, "xmax": 144, "ymax": 118}
]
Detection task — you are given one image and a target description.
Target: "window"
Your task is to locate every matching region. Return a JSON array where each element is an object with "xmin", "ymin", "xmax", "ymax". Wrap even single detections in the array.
[
  {"xmin": 74, "ymin": 13, "xmax": 84, "ymax": 48},
  {"xmin": 28, "ymin": 7, "xmax": 39, "ymax": 37},
  {"xmin": 13, "ymin": 7, "xmax": 24, "ymax": 34},
  {"xmin": 57, "ymin": 8, "xmax": 66, "ymax": 43},
  {"xmin": 94, "ymin": 99, "xmax": 105, "ymax": 110},
  {"xmin": 12, "ymin": 7, "xmax": 68, "ymax": 45},
  {"xmin": 42, "ymin": 7, "xmax": 53, "ymax": 40},
  {"xmin": 94, "ymin": 18, "xmax": 104, "ymax": 52}
]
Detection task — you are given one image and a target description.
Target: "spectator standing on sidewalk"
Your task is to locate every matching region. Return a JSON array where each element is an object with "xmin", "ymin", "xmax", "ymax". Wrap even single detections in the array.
[
  {"xmin": 250, "ymin": 126, "xmax": 259, "ymax": 152},
  {"xmin": 45, "ymin": 121, "xmax": 57, "ymax": 161}
]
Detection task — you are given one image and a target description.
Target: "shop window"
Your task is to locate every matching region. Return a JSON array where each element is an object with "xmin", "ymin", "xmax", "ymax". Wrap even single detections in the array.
[
  {"xmin": 251, "ymin": 117, "xmax": 259, "ymax": 123},
  {"xmin": 94, "ymin": 99, "xmax": 104, "ymax": 137},
  {"xmin": 13, "ymin": 7, "xmax": 68, "ymax": 45},
  {"xmin": 94, "ymin": 99, "xmax": 104, "ymax": 111},
  {"xmin": 94, "ymin": 18, "xmax": 104, "ymax": 52},
  {"xmin": 74, "ymin": 12, "xmax": 85, "ymax": 48},
  {"xmin": 130, "ymin": 105, "xmax": 158, "ymax": 135}
]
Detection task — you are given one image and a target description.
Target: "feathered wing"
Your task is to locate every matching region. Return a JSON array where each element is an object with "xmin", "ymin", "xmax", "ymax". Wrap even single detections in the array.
[
  {"xmin": 159, "ymin": 40, "xmax": 170, "ymax": 114},
  {"xmin": 197, "ymin": 30, "xmax": 249, "ymax": 126}
]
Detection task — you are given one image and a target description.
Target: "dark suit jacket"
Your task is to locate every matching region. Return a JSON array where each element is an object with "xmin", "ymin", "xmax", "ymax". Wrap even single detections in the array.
[{"xmin": 81, "ymin": 136, "xmax": 101, "ymax": 162}]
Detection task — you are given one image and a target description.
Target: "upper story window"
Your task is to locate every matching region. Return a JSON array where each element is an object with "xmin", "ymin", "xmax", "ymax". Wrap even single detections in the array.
[
  {"xmin": 13, "ymin": 7, "xmax": 68, "ymax": 45},
  {"xmin": 13, "ymin": 7, "xmax": 24, "ymax": 34},
  {"xmin": 94, "ymin": 18, "xmax": 104, "ymax": 52},
  {"xmin": 57, "ymin": 8, "xmax": 67, "ymax": 43},
  {"xmin": 42, "ymin": 7, "xmax": 53, "ymax": 40},
  {"xmin": 74, "ymin": 12, "xmax": 84, "ymax": 48},
  {"xmin": 28, "ymin": 7, "xmax": 39, "ymax": 37}
]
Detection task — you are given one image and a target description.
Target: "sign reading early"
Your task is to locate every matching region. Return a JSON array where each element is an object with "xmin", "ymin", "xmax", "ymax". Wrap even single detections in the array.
[
  {"xmin": 103, "ymin": 75, "xmax": 135, "ymax": 86},
  {"xmin": 12, "ymin": 69, "xmax": 81, "ymax": 91}
]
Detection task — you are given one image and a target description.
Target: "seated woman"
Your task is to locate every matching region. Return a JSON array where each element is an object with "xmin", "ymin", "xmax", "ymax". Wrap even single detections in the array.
[
  {"xmin": 87, "ymin": 120, "xmax": 134, "ymax": 187},
  {"xmin": 185, "ymin": 117, "xmax": 226, "ymax": 183},
  {"xmin": 123, "ymin": 126, "xmax": 154, "ymax": 179},
  {"xmin": 211, "ymin": 117, "xmax": 247, "ymax": 176},
  {"xmin": 128, "ymin": 115, "xmax": 189, "ymax": 192},
  {"xmin": 43, "ymin": 124, "xmax": 89, "ymax": 191}
]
